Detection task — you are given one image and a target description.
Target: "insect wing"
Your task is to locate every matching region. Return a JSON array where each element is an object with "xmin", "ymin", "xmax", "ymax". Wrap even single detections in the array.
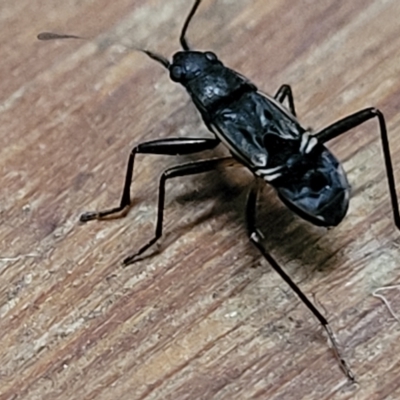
[{"xmin": 209, "ymin": 91, "xmax": 305, "ymax": 171}]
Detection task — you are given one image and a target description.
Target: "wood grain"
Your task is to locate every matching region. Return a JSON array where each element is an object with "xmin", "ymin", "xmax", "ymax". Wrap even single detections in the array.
[{"xmin": 1, "ymin": 0, "xmax": 400, "ymax": 399}]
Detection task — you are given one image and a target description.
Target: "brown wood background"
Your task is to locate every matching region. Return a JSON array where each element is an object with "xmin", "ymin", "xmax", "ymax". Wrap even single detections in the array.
[{"xmin": 1, "ymin": 0, "xmax": 400, "ymax": 399}]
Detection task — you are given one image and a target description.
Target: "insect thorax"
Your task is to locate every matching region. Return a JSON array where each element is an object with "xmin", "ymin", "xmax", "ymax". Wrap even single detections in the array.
[{"xmin": 184, "ymin": 65, "xmax": 256, "ymax": 114}]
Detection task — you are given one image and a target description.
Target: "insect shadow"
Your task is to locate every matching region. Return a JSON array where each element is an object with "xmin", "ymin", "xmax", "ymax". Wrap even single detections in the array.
[
  {"xmin": 173, "ymin": 149, "xmax": 330, "ymax": 261},
  {"xmin": 38, "ymin": 0, "xmax": 400, "ymax": 382}
]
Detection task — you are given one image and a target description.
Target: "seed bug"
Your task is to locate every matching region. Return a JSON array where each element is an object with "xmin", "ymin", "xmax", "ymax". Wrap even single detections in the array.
[{"xmin": 39, "ymin": 0, "xmax": 400, "ymax": 382}]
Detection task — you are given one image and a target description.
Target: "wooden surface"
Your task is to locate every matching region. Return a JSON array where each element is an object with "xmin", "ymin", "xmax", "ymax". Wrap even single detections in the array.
[{"xmin": 1, "ymin": 0, "xmax": 400, "ymax": 399}]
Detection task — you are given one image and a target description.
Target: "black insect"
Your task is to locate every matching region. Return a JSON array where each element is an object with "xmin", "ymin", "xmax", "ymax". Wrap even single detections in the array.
[{"xmin": 39, "ymin": 0, "xmax": 400, "ymax": 382}]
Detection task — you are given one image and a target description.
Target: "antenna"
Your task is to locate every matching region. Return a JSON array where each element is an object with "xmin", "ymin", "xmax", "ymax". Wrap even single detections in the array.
[
  {"xmin": 37, "ymin": 32, "xmax": 83, "ymax": 40},
  {"xmin": 37, "ymin": 34, "xmax": 170, "ymax": 69},
  {"xmin": 180, "ymin": 0, "xmax": 202, "ymax": 51}
]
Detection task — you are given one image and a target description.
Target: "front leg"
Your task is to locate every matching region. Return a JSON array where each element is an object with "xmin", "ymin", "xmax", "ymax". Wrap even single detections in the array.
[{"xmin": 80, "ymin": 137, "xmax": 220, "ymax": 222}]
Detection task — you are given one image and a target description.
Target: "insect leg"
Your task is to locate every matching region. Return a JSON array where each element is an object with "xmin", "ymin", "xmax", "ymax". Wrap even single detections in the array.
[
  {"xmin": 123, "ymin": 157, "xmax": 239, "ymax": 265},
  {"xmin": 274, "ymin": 84, "xmax": 296, "ymax": 116},
  {"xmin": 80, "ymin": 137, "xmax": 220, "ymax": 222},
  {"xmin": 315, "ymin": 107, "xmax": 400, "ymax": 229},
  {"xmin": 246, "ymin": 181, "xmax": 355, "ymax": 381}
]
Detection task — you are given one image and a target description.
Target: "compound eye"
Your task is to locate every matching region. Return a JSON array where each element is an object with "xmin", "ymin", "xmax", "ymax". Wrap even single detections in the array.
[
  {"xmin": 170, "ymin": 65, "xmax": 184, "ymax": 81},
  {"xmin": 204, "ymin": 51, "xmax": 217, "ymax": 62}
]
